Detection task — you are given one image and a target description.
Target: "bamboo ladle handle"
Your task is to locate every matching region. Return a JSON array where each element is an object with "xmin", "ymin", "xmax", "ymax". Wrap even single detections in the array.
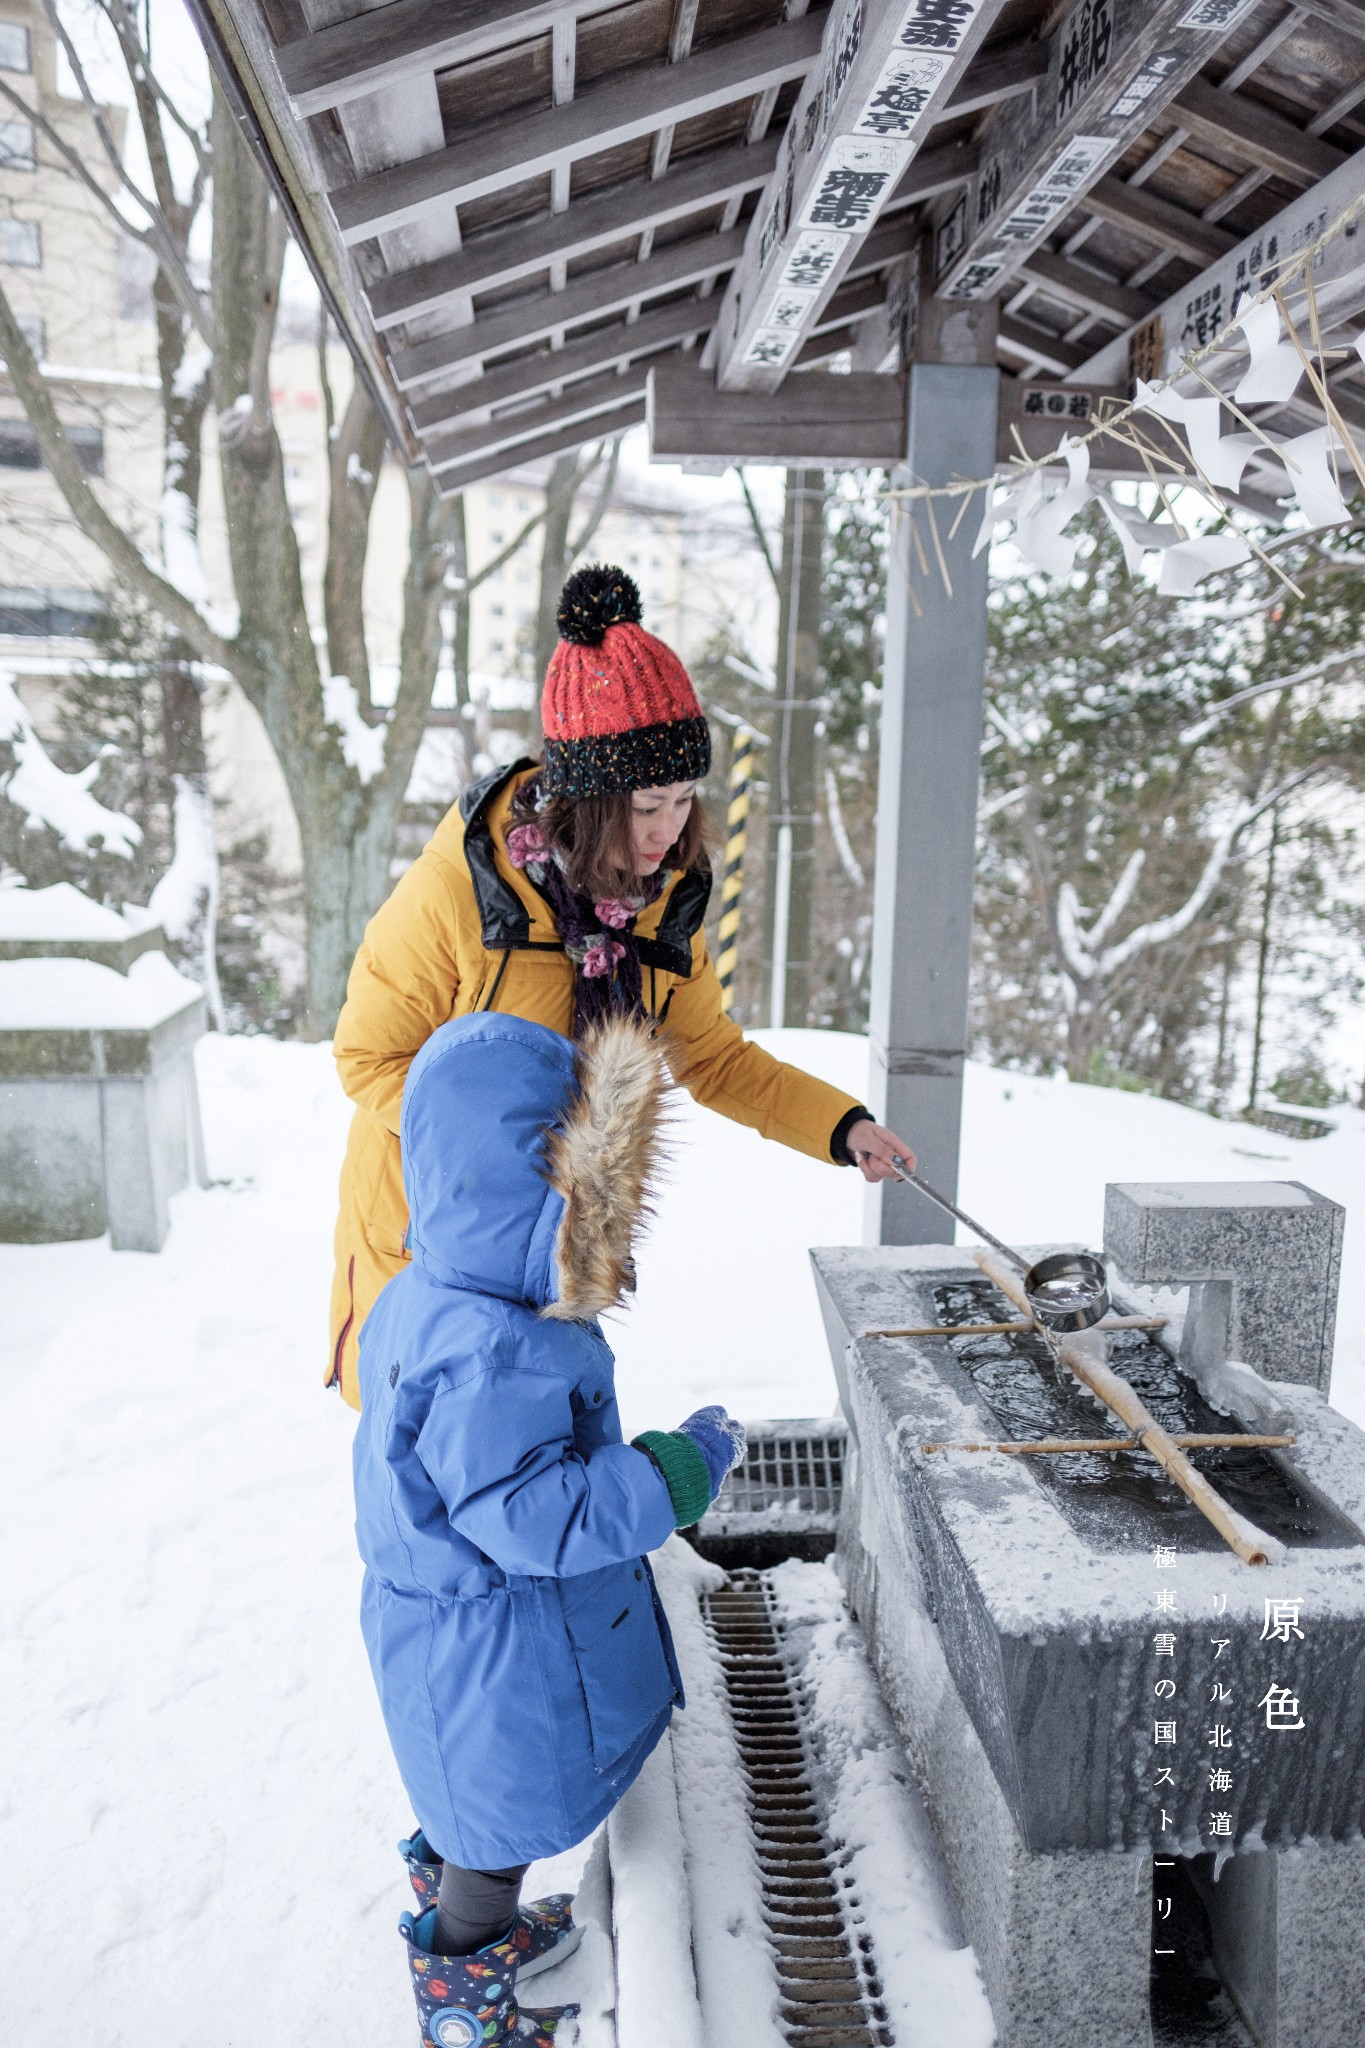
[{"xmin": 973, "ymin": 1250, "xmax": 1285, "ymax": 1568}]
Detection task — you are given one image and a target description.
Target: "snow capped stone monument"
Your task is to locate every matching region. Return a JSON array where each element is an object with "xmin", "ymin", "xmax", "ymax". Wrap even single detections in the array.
[{"xmin": 0, "ymin": 882, "xmax": 207, "ymax": 1250}]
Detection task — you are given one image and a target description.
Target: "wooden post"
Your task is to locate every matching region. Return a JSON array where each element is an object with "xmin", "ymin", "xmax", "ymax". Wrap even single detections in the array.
[
  {"xmin": 761, "ymin": 466, "xmax": 823, "ymax": 1030},
  {"xmin": 865, "ymin": 294, "xmax": 997, "ymax": 1245}
]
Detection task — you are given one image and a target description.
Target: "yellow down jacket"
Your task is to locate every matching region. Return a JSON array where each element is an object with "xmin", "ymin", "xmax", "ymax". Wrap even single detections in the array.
[{"xmin": 328, "ymin": 761, "xmax": 863, "ymax": 1407}]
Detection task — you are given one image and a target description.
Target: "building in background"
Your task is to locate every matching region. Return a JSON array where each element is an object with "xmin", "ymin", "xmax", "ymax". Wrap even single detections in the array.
[
  {"xmin": 0, "ymin": 0, "xmax": 766, "ymax": 900},
  {"xmin": 0, "ymin": 0, "xmax": 159, "ymax": 713}
]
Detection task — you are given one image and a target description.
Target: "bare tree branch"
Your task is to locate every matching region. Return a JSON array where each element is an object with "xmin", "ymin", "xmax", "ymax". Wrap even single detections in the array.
[
  {"xmin": 317, "ymin": 299, "xmax": 335, "ymax": 447},
  {"xmin": 738, "ymin": 466, "xmax": 780, "ymax": 592},
  {"xmin": 568, "ymin": 437, "xmax": 623, "ymax": 560},
  {"xmin": 98, "ymin": 0, "xmax": 210, "ymax": 181},
  {"xmin": 466, "ymin": 502, "xmax": 547, "ymax": 590},
  {"xmin": 0, "ymin": 72, "xmax": 208, "ymax": 341},
  {"xmin": 0, "ymin": 275, "xmax": 244, "ymax": 679}
]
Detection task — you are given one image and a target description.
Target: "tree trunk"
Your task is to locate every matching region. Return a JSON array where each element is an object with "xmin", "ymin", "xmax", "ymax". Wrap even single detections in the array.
[
  {"xmin": 154, "ymin": 216, "xmax": 224, "ymax": 1026},
  {"xmin": 530, "ymin": 453, "xmax": 582, "ymax": 748},
  {"xmin": 324, "ymin": 382, "xmax": 387, "ymax": 711},
  {"xmin": 760, "ymin": 467, "xmax": 824, "ymax": 1030}
]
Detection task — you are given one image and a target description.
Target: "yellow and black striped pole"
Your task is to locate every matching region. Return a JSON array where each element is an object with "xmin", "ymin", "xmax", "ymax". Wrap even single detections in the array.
[{"xmin": 717, "ymin": 728, "xmax": 755, "ymax": 1014}]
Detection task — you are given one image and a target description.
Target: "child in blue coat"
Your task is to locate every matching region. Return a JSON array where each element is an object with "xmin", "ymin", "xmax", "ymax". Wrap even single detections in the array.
[{"xmin": 352, "ymin": 1010, "xmax": 745, "ymax": 2048}]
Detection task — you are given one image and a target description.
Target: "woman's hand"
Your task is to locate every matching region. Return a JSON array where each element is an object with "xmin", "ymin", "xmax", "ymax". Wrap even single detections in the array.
[{"xmin": 845, "ymin": 1119, "xmax": 917, "ymax": 1183}]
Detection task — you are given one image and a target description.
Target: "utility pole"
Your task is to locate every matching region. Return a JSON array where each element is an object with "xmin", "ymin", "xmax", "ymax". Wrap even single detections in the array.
[
  {"xmin": 761, "ymin": 466, "xmax": 824, "ymax": 1030},
  {"xmin": 1247, "ymin": 806, "xmax": 1281, "ymax": 1113}
]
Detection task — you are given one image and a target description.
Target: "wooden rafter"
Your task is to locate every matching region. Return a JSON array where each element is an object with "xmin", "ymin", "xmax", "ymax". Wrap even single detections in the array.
[
  {"xmin": 389, "ymin": 225, "xmax": 746, "ymax": 389},
  {"xmin": 1018, "ymin": 249, "xmax": 1157, "ymax": 328},
  {"xmin": 997, "ymin": 315, "xmax": 1089, "ymax": 374},
  {"xmin": 713, "ymin": 0, "xmax": 1011, "ymax": 394},
  {"xmin": 366, "ymin": 137, "xmax": 780, "ymax": 332},
  {"xmin": 435, "ymin": 401, "xmax": 648, "ymax": 495},
  {"xmin": 1072, "ymin": 144, "xmax": 1365, "ymax": 388},
  {"xmin": 935, "ymin": 0, "xmax": 1251, "ymax": 306},
  {"xmin": 330, "ymin": 15, "xmax": 825, "ymax": 245},
  {"xmin": 408, "ymin": 296, "xmax": 717, "ymax": 433},
  {"xmin": 1079, "ymin": 175, "xmax": 1236, "ymax": 269},
  {"xmin": 282, "ymin": 0, "xmax": 629, "ymax": 118},
  {"xmin": 1169, "ymin": 78, "xmax": 1349, "ymax": 188},
  {"xmin": 649, "ymin": 357, "xmax": 904, "ymax": 462},
  {"xmin": 426, "ymin": 364, "xmax": 653, "ymax": 471}
]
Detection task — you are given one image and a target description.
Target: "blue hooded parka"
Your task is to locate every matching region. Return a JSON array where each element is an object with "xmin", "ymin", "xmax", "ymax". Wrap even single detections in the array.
[{"xmin": 351, "ymin": 1013, "xmax": 682, "ymax": 1870}]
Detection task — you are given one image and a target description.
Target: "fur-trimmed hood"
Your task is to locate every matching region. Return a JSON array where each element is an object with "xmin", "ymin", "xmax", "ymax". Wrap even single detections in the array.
[{"xmin": 399, "ymin": 1010, "xmax": 668, "ymax": 1318}]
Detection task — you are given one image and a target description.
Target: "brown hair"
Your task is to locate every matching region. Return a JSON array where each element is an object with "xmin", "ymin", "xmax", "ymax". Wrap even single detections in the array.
[{"xmin": 513, "ymin": 777, "xmax": 710, "ymax": 903}]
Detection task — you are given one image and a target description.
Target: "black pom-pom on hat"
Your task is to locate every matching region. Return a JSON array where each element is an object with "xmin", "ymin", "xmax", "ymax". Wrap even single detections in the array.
[{"xmin": 556, "ymin": 563, "xmax": 644, "ymax": 647}]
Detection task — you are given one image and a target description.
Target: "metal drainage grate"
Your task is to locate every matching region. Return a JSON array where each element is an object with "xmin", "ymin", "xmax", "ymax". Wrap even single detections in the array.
[
  {"xmin": 720, "ymin": 1422, "xmax": 847, "ymax": 1516},
  {"xmin": 703, "ymin": 1571, "xmax": 893, "ymax": 2048}
]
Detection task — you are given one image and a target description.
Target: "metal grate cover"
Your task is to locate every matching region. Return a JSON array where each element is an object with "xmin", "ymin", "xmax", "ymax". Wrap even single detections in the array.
[
  {"xmin": 703, "ymin": 1571, "xmax": 893, "ymax": 2048},
  {"xmin": 716, "ymin": 1421, "xmax": 846, "ymax": 1518}
]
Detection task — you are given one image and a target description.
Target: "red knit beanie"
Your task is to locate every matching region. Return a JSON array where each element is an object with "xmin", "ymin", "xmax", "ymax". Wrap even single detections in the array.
[{"xmin": 541, "ymin": 564, "xmax": 711, "ymax": 796}]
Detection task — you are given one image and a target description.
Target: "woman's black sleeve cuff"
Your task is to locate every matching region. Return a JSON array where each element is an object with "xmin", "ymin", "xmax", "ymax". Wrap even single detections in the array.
[{"xmin": 830, "ymin": 1105, "xmax": 872, "ymax": 1165}]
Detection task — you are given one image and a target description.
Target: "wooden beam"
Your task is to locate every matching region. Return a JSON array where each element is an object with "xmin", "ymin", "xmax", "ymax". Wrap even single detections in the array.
[
  {"xmin": 845, "ymin": 213, "xmax": 919, "ymax": 280},
  {"xmin": 281, "ymin": 0, "xmax": 628, "ymax": 119},
  {"xmin": 426, "ymin": 365, "xmax": 652, "ymax": 471},
  {"xmin": 885, "ymin": 139, "xmax": 979, "ymax": 210},
  {"xmin": 366, "ymin": 138, "xmax": 779, "ymax": 333},
  {"xmin": 649, "ymin": 358, "xmax": 904, "ymax": 464},
  {"xmin": 1292, "ymin": 0, "xmax": 1365, "ymax": 37},
  {"xmin": 997, "ymin": 374, "xmax": 1126, "ymax": 463},
  {"xmin": 997, "ymin": 315, "xmax": 1089, "ymax": 375},
  {"xmin": 1017, "ymin": 248, "xmax": 1158, "ymax": 327},
  {"xmin": 409, "ymin": 297, "xmax": 716, "ymax": 433},
  {"xmin": 1169, "ymin": 78, "xmax": 1349, "ymax": 188},
  {"xmin": 330, "ymin": 15, "xmax": 825, "ymax": 245},
  {"xmin": 794, "ymin": 323, "xmax": 861, "ymax": 365},
  {"xmin": 1080, "ymin": 174, "xmax": 1237, "ymax": 268},
  {"xmin": 1072, "ymin": 143, "xmax": 1365, "ymax": 387},
  {"xmin": 434, "ymin": 401, "xmax": 648, "ymax": 496},
  {"xmin": 1018, "ymin": 249, "xmax": 1158, "ymax": 328},
  {"xmin": 810, "ymin": 274, "xmax": 888, "ymax": 334},
  {"xmin": 713, "ymin": 0, "xmax": 1010, "ymax": 393},
  {"xmin": 388, "ymin": 226, "xmax": 745, "ymax": 389},
  {"xmin": 934, "ymin": 38, "xmax": 1049, "ymax": 123},
  {"xmin": 935, "ymin": 0, "xmax": 1251, "ymax": 305}
]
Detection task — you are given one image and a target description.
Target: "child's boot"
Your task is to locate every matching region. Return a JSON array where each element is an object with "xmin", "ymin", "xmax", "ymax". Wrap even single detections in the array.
[
  {"xmin": 399, "ymin": 1832, "xmax": 583, "ymax": 1980},
  {"xmin": 400, "ymin": 1905, "xmax": 578, "ymax": 2048}
]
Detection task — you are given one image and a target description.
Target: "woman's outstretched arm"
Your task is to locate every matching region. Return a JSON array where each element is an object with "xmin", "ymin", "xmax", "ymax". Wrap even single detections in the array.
[{"xmin": 661, "ymin": 934, "xmax": 916, "ymax": 1173}]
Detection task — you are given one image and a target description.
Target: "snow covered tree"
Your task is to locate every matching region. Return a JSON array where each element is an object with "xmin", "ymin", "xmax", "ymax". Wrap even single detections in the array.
[
  {"xmin": 0, "ymin": 15, "xmax": 463, "ymax": 1034},
  {"xmin": 974, "ymin": 508, "xmax": 1365, "ymax": 1098}
]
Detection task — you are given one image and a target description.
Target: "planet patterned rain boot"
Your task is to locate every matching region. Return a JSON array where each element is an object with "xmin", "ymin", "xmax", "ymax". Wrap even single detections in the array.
[
  {"xmin": 400, "ymin": 1904, "xmax": 579, "ymax": 2048},
  {"xmin": 399, "ymin": 1832, "xmax": 583, "ymax": 1981}
]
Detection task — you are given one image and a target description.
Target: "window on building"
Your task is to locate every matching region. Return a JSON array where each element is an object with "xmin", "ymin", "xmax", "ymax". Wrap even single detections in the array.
[
  {"xmin": 491, "ymin": 603, "xmax": 504, "ymax": 616},
  {"xmin": 490, "ymin": 638, "xmax": 505, "ymax": 653},
  {"xmin": 0, "ymin": 25, "xmax": 30, "ymax": 71},
  {"xmin": 1, "ymin": 217, "xmax": 39, "ymax": 266},
  {"xmin": 17, "ymin": 313, "xmax": 42, "ymax": 357},
  {"xmin": 0, "ymin": 120, "xmax": 35, "ymax": 170},
  {"xmin": 0, "ymin": 418, "xmax": 102, "ymax": 474},
  {"xmin": 0, "ymin": 585, "xmax": 105, "ymax": 637}
]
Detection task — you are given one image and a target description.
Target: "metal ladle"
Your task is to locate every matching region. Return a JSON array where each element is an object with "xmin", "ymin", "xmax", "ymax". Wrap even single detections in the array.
[{"xmin": 888, "ymin": 1159, "xmax": 1111, "ymax": 1334}]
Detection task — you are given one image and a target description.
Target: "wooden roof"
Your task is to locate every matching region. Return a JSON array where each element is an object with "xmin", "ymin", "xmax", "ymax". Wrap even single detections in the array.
[{"xmin": 187, "ymin": 0, "xmax": 1365, "ymax": 488}]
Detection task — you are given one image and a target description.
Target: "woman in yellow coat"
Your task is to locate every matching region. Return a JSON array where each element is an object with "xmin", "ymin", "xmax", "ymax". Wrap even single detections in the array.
[{"xmin": 328, "ymin": 564, "xmax": 916, "ymax": 1407}]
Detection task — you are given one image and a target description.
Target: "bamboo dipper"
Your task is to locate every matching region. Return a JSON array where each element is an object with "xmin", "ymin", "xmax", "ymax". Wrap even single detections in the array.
[{"xmin": 972, "ymin": 1248, "xmax": 1286, "ymax": 1569}]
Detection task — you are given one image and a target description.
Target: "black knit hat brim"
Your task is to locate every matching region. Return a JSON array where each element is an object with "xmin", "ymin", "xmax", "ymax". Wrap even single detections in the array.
[{"xmin": 542, "ymin": 716, "xmax": 711, "ymax": 797}]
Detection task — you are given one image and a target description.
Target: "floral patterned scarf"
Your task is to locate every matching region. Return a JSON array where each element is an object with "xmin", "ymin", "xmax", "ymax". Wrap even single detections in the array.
[{"xmin": 505, "ymin": 778, "xmax": 669, "ymax": 1036}]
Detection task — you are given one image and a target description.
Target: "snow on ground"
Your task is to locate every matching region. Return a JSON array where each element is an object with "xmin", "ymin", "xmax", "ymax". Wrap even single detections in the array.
[{"xmin": 3, "ymin": 1026, "xmax": 1365, "ymax": 2047}]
